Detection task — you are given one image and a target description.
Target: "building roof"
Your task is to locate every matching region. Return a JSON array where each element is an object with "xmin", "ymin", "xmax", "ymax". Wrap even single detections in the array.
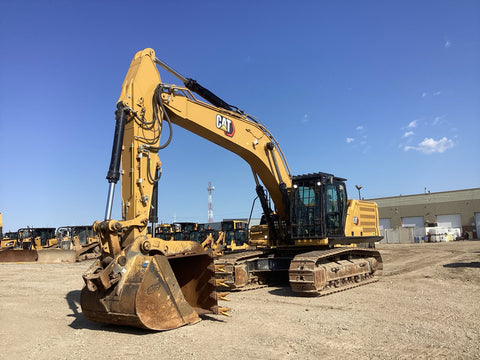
[{"xmin": 369, "ymin": 188, "xmax": 480, "ymax": 207}]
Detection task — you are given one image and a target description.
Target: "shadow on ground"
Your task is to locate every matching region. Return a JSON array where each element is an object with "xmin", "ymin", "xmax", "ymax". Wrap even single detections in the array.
[
  {"xmin": 443, "ymin": 262, "xmax": 480, "ymax": 269},
  {"xmin": 268, "ymin": 286, "xmax": 303, "ymax": 297}
]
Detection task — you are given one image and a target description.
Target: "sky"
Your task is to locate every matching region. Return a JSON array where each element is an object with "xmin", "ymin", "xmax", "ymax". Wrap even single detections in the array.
[{"xmin": 1, "ymin": 0, "xmax": 479, "ymax": 232}]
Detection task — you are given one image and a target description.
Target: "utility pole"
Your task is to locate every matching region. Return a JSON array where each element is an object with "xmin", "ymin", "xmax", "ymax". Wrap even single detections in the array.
[
  {"xmin": 207, "ymin": 182, "xmax": 215, "ymax": 223},
  {"xmin": 355, "ymin": 185, "xmax": 363, "ymax": 200}
]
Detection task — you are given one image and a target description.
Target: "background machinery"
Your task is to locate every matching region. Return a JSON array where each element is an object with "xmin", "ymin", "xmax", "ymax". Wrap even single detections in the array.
[
  {"xmin": 221, "ymin": 220, "xmax": 250, "ymax": 251},
  {"xmin": 0, "ymin": 225, "xmax": 76, "ymax": 263},
  {"xmin": 0, "ymin": 232, "xmax": 19, "ymax": 249},
  {"xmin": 80, "ymin": 48, "xmax": 382, "ymax": 331},
  {"xmin": 172, "ymin": 222, "xmax": 198, "ymax": 240},
  {"xmin": 56, "ymin": 225, "xmax": 101, "ymax": 261},
  {"xmin": 17, "ymin": 227, "xmax": 57, "ymax": 250},
  {"xmin": 154, "ymin": 223, "xmax": 174, "ymax": 240}
]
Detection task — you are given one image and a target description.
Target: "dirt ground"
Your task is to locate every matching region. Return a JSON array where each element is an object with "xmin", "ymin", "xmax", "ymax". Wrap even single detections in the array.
[{"xmin": 0, "ymin": 241, "xmax": 479, "ymax": 360}]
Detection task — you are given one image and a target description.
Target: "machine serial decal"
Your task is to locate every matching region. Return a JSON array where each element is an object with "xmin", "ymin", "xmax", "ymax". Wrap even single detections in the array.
[{"xmin": 216, "ymin": 114, "xmax": 235, "ymax": 137}]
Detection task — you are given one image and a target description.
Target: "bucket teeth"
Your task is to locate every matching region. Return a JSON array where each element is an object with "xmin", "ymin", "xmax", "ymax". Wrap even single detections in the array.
[
  {"xmin": 216, "ymin": 292, "xmax": 230, "ymax": 301},
  {"xmin": 215, "ymin": 264, "xmax": 226, "ymax": 272},
  {"xmin": 216, "ymin": 278, "xmax": 230, "ymax": 288},
  {"xmin": 218, "ymin": 307, "xmax": 232, "ymax": 317}
]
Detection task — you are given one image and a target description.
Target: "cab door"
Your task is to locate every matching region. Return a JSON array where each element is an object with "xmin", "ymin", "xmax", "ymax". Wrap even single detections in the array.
[{"xmin": 325, "ymin": 182, "xmax": 347, "ymax": 236}]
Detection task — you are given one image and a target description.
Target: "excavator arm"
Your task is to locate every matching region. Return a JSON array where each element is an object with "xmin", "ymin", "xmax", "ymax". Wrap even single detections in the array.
[
  {"xmin": 110, "ymin": 48, "xmax": 292, "ymax": 229},
  {"xmin": 80, "ymin": 49, "xmax": 229, "ymax": 331}
]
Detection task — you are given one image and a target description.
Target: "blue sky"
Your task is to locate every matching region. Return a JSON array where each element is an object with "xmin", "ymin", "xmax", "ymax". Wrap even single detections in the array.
[{"xmin": 1, "ymin": 1, "xmax": 479, "ymax": 232}]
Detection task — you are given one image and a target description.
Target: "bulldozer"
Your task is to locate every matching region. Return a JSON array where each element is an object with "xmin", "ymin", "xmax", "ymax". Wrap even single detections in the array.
[
  {"xmin": 154, "ymin": 223, "xmax": 174, "ymax": 240},
  {"xmin": 80, "ymin": 48, "xmax": 382, "ymax": 331},
  {"xmin": 0, "ymin": 213, "xmax": 18, "ymax": 249},
  {"xmin": 0, "ymin": 231, "xmax": 19, "ymax": 249},
  {"xmin": 17, "ymin": 227, "xmax": 57, "ymax": 249},
  {"xmin": 56, "ymin": 225, "xmax": 101, "ymax": 261},
  {"xmin": 0, "ymin": 226, "xmax": 76, "ymax": 263},
  {"xmin": 222, "ymin": 220, "xmax": 250, "ymax": 252}
]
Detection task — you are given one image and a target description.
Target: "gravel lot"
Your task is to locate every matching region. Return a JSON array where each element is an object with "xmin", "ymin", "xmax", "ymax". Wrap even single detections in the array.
[{"xmin": 0, "ymin": 240, "xmax": 479, "ymax": 360}]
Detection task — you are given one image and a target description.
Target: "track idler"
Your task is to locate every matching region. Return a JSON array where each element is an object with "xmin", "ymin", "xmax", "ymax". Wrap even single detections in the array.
[{"xmin": 81, "ymin": 251, "xmax": 224, "ymax": 331}]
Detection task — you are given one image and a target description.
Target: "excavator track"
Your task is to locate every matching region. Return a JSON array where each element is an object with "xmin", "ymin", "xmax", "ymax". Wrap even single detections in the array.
[
  {"xmin": 289, "ymin": 248, "xmax": 383, "ymax": 296},
  {"xmin": 215, "ymin": 247, "xmax": 382, "ymax": 295},
  {"xmin": 215, "ymin": 250, "xmax": 270, "ymax": 291}
]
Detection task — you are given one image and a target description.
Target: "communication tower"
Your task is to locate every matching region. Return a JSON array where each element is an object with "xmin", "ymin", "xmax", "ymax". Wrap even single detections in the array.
[{"xmin": 207, "ymin": 182, "xmax": 215, "ymax": 223}]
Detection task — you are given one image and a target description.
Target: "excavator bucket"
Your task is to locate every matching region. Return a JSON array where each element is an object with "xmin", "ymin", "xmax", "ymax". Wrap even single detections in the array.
[{"xmin": 81, "ymin": 252, "xmax": 218, "ymax": 331}]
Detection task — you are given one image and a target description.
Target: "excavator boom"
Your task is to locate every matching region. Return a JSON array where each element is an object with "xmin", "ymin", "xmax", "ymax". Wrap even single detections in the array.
[{"xmin": 80, "ymin": 49, "xmax": 226, "ymax": 331}]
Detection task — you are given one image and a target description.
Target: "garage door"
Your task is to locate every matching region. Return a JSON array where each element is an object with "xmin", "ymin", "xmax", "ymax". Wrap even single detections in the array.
[
  {"xmin": 437, "ymin": 214, "xmax": 462, "ymax": 238},
  {"xmin": 437, "ymin": 214, "xmax": 461, "ymax": 229},
  {"xmin": 401, "ymin": 216, "xmax": 425, "ymax": 238},
  {"xmin": 379, "ymin": 218, "xmax": 391, "ymax": 230}
]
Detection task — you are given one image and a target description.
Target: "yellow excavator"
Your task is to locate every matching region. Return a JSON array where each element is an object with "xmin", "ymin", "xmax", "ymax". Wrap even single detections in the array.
[{"xmin": 80, "ymin": 48, "xmax": 382, "ymax": 331}]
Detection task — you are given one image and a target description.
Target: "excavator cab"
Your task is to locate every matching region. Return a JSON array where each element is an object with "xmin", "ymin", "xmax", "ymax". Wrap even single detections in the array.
[{"xmin": 290, "ymin": 172, "xmax": 347, "ymax": 240}]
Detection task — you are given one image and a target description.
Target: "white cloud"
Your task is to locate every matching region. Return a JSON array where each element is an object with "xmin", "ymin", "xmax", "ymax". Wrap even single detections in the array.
[
  {"xmin": 404, "ymin": 137, "xmax": 454, "ymax": 154},
  {"xmin": 445, "ymin": 40, "xmax": 452, "ymax": 48},
  {"xmin": 356, "ymin": 125, "xmax": 364, "ymax": 131},
  {"xmin": 432, "ymin": 114, "xmax": 447, "ymax": 125},
  {"xmin": 346, "ymin": 137, "xmax": 355, "ymax": 143},
  {"xmin": 407, "ymin": 120, "xmax": 418, "ymax": 129},
  {"xmin": 301, "ymin": 114, "xmax": 309, "ymax": 123},
  {"xmin": 403, "ymin": 131, "xmax": 414, "ymax": 137},
  {"xmin": 421, "ymin": 91, "xmax": 441, "ymax": 98}
]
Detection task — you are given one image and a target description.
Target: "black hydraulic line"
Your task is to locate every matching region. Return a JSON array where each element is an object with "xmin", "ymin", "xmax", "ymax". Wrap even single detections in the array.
[
  {"xmin": 256, "ymin": 185, "xmax": 281, "ymax": 246},
  {"xmin": 279, "ymin": 182, "xmax": 290, "ymax": 222},
  {"xmin": 149, "ymin": 168, "xmax": 160, "ymax": 226},
  {"xmin": 154, "ymin": 57, "xmax": 235, "ymax": 112},
  {"xmin": 153, "ymin": 84, "xmax": 173, "ymax": 150},
  {"xmin": 184, "ymin": 78, "xmax": 235, "ymax": 112},
  {"xmin": 248, "ymin": 196, "xmax": 258, "ymax": 229},
  {"xmin": 266, "ymin": 141, "xmax": 291, "ymax": 220},
  {"xmin": 106, "ymin": 103, "xmax": 128, "ymax": 184}
]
